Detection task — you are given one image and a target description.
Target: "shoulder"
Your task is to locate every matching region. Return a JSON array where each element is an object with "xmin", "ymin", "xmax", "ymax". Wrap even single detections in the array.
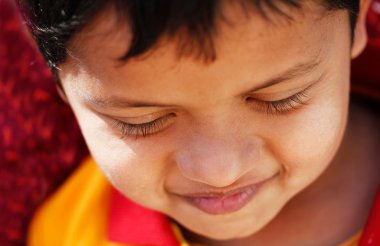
[{"xmin": 27, "ymin": 158, "xmax": 113, "ymax": 246}]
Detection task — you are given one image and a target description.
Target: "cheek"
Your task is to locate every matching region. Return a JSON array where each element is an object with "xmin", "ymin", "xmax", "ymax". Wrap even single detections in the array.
[
  {"xmin": 267, "ymin": 79, "xmax": 349, "ymax": 191},
  {"xmin": 70, "ymin": 105, "xmax": 172, "ymax": 209}
]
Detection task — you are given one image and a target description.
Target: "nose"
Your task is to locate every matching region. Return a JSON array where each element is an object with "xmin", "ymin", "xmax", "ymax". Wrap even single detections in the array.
[{"xmin": 173, "ymin": 132, "xmax": 261, "ymax": 188}]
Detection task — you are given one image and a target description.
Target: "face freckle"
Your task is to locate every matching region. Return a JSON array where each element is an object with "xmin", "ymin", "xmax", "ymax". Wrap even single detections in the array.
[{"xmin": 59, "ymin": 1, "xmax": 352, "ymax": 243}]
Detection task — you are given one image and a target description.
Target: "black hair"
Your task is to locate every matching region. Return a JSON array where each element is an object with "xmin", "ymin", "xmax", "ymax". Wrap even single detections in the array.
[{"xmin": 20, "ymin": 0, "xmax": 360, "ymax": 70}]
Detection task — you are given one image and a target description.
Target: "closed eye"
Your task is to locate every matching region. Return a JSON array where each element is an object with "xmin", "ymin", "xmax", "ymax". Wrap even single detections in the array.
[
  {"xmin": 112, "ymin": 113, "xmax": 176, "ymax": 138},
  {"xmin": 246, "ymin": 86, "xmax": 312, "ymax": 115}
]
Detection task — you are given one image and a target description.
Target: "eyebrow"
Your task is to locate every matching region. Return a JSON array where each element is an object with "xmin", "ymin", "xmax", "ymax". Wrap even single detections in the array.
[
  {"xmin": 85, "ymin": 58, "xmax": 321, "ymax": 109},
  {"xmin": 245, "ymin": 58, "xmax": 321, "ymax": 93},
  {"xmin": 84, "ymin": 95, "xmax": 172, "ymax": 108}
]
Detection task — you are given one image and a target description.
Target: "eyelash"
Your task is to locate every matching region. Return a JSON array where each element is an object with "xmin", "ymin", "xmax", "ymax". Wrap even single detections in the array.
[
  {"xmin": 112, "ymin": 114, "xmax": 174, "ymax": 139},
  {"xmin": 247, "ymin": 89, "xmax": 310, "ymax": 115},
  {"xmin": 113, "ymin": 89, "xmax": 310, "ymax": 138}
]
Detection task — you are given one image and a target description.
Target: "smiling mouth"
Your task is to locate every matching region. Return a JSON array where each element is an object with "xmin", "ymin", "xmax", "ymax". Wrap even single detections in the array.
[{"xmin": 177, "ymin": 174, "xmax": 277, "ymax": 215}]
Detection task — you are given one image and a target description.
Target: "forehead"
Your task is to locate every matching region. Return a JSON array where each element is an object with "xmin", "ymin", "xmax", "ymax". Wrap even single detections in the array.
[{"xmin": 60, "ymin": 1, "xmax": 348, "ymax": 100}]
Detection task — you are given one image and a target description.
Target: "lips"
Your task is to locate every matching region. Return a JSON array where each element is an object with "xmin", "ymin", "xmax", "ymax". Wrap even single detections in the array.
[{"xmin": 178, "ymin": 175, "xmax": 275, "ymax": 215}]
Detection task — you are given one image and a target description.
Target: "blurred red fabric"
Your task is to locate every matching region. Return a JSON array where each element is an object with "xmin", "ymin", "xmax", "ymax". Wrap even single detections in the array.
[
  {"xmin": 351, "ymin": 0, "xmax": 380, "ymax": 101},
  {"xmin": 0, "ymin": 0, "xmax": 88, "ymax": 245},
  {"xmin": 0, "ymin": 0, "xmax": 379, "ymax": 245}
]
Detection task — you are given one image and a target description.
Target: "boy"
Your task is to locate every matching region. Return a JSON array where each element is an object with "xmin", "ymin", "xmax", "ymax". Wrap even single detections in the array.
[{"xmin": 22, "ymin": 0, "xmax": 380, "ymax": 245}]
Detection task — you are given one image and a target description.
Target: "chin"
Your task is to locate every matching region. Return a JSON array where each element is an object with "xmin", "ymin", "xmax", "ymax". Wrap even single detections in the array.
[{"xmin": 192, "ymin": 223, "xmax": 260, "ymax": 241}]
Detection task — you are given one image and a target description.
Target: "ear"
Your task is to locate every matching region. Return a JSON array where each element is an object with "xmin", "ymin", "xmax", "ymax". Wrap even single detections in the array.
[
  {"xmin": 351, "ymin": 0, "xmax": 372, "ymax": 59},
  {"xmin": 56, "ymin": 83, "xmax": 69, "ymax": 104}
]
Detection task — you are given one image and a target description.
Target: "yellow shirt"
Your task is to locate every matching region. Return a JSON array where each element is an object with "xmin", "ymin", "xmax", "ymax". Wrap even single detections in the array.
[{"xmin": 27, "ymin": 157, "xmax": 361, "ymax": 246}]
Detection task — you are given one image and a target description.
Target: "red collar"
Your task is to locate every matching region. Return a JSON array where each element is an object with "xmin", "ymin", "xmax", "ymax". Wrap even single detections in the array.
[
  {"xmin": 108, "ymin": 188, "xmax": 180, "ymax": 246},
  {"xmin": 359, "ymin": 186, "xmax": 380, "ymax": 246},
  {"xmin": 108, "ymin": 185, "xmax": 380, "ymax": 246}
]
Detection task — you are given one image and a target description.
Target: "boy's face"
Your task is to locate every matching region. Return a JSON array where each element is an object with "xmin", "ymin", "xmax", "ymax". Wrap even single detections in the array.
[{"xmin": 59, "ymin": 1, "xmax": 365, "ymax": 240}]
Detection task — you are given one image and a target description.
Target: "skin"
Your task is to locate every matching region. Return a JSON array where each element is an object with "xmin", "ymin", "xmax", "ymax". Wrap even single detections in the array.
[{"xmin": 58, "ymin": 1, "xmax": 379, "ymax": 245}]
